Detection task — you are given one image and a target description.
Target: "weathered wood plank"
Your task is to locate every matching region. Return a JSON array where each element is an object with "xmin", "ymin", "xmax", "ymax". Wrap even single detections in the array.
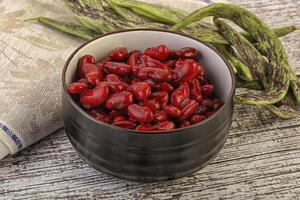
[{"xmin": 0, "ymin": 0, "xmax": 300, "ymax": 199}]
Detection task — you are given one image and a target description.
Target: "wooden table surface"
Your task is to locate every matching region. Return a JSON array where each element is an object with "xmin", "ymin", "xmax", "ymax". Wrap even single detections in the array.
[{"xmin": 1, "ymin": 0, "xmax": 300, "ymax": 199}]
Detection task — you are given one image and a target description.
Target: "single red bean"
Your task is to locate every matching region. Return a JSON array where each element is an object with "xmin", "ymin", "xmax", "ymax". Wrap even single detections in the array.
[
  {"xmin": 154, "ymin": 121, "xmax": 176, "ymax": 131},
  {"xmin": 127, "ymin": 50, "xmax": 142, "ymax": 66},
  {"xmin": 101, "ymin": 82, "xmax": 128, "ymax": 92},
  {"xmin": 135, "ymin": 124, "xmax": 156, "ymax": 131},
  {"xmin": 104, "ymin": 62, "xmax": 132, "ymax": 76},
  {"xmin": 67, "ymin": 82, "xmax": 88, "ymax": 94},
  {"xmin": 105, "ymin": 91, "xmax": 134, "ymax": 110},
  {"xmin": 152, "ymin": 82, "xmax": 174, "ymax": 92},
  {"xmin": 137, "ymin": 67, "xmax": 171, "ymax": 82},
  {"xmin": 127, "ymin": 104, "xmax": 154, "ymax": 123},
  {"xmin": 88, "ymin": 108, "xmax": 111, "ymax": 123},
  {"xmin": 180, "ymin": 120, "xmax": 190, "ymax": 128},
  {"xmin": 110, "ymin": 110, "xmax": 126, "ymax": 118},
  {"xmin": 144, "ymin": 44, "xmax": 169, "ymax": 61},
  {"xmin": 109, "ymin": 47, "xmax": 129, "ymax": 61},
  {"xmin": 104, "ymin": 74, "xmax": 122, "ymax": 82},
  {"xmin": 112, "ymin": 120, "xmax": 136, "ymax": 129},
  {"xmin": 190, "ymin": 114, "xmax": 206, "ymax": 124},
  {"xmin": 162, "ymin": 60, "xmax": 176, "ymax": 68},
  {"xmin": 139, "ymin": 55, "xmax": 169, "ymax": 69},
  {"xmin": 179, "ymin": 100, "xmax": 199, "ymax": 120},
  {"xmin": 202, "ymin": 84, "xmax": 214, "ymax": 96},
  {"xmin": 213, "ymin": 99, "xmax": 223, "ymax": 111},
  {"xmin": 80, "ymin": 84, "xmax": 109, "ymax": 109},
  {"xmin": 170, "ymin": 82, "xmax": 190, "ymax": 108},
  {"xmin": 130, "ymin": 82, "xmax": 151, "ymax": 101},
  {"xmin": 141, "ymin": 100, "xmax": 160, "ymax": 112},
  {"xmin": 175, "ymin": 47, "xmax": 200, "ymax": 59},
  {"xmin": 78, "ymin": 55, "xmax": 95, "ymax": 78},
  {"xmin": 153, "ymin": 111, "xmax": 169, "ymax": 123},
  {"xmin": 151, "ymin": 91, "xmax": 169, "ymax": 106},
  {"xmin": 163, "ymin": 105, "xmax": 181, "ymax": 118},
  {"xmin": 173, "ymin": 59, "xmax": 200, "ymax": 83},
  {"xmin": 190, "ymin": 79, "xmax": 202, "ymax": 102},
  {"xmin": 112, "ymin": 116, "xmax": 127, "ymax": 123},
  {"xmin": 81, "ymin": 63, "xmax": 103, "ymax": 87},
  {"xmin": 194, "ymin": 104, "xmax": 207, "ymax": 115},
  {"xmin": 202, "ymin": 98, "xmax": 214, "ymax": 108}
]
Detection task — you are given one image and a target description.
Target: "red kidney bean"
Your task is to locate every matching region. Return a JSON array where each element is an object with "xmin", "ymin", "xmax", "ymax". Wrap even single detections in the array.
[
  {"xmin": 190, "ymin": 79, "xmax": 202, "ymax": 102},
  {"xmin": 137, "ymin": 67, "xmax": 171, "ymax": 82},
  {"xmin": 175, "ymin": 47, "xmax": 200, "ymax": 59},
  {"xmin": 127, "ymin": 50, "xmax": 142, "ymax": 66},
  {"xmin": 130, "ymin": 81, "xmax": 151, "ymax": 101},
  {"xmin": 152, "ymin": 82, "xmax": 174, "ymax": 92},
  {"xmin": 180, "ymin": 120, "xmax": 190, "ymax": 128},
  {"xmin": 151, "ymin": 91, "xmax": 169, "ymax": 106},
  {"xmin": 104, "ymin": 74, "xmax": 122, "ymax": 82},
  {"xmin": 88, "ymin": 108, "xmax": 112, "ymax": 123},
  {"xmin": 197, "ymin": 75, "xmax": 206, "ymax": 85},
  {"xmin": 78, "ymin": 55, "xmax": 95, "ymax": 78},
  {"xmin": 112, "ymin": 120, "xmax": 136, "ymax": 129},
  {"xmin": 213, "ymin": 99, "xmax": 224, "ymax": 111},
  {"xmin": 144, "ymin": 44, "xmax": 169, "ymax": 61},
  {"xmin": 202, "ymin": 84, "xmax": 214, "ymax": 96},
  {"xmin": 80, "ymin": 63, "xmax": 103, "ymax": 87},
  {"xmin": 136, "ymin": 121, "xmax": 175, "ymax": 131},
  {"xmin": 112, "ymin": 116, "xmax": 127, "ymax": 123},
  {"xmin": 135, "ymin": 124, "xmax": 156, "ymax": 131},
  {"xmin": 104, "ymin": 62, "xmax": 132, "ymax": 76},
  {"xmin": 144, "ymin": 79, "xmax": 155, "ymax": 87},
  {"xmin": 190, "ymin": 114, "xmax": 206, "ymax": 124},
  {"xmin": 67, "ymin": 82, "xmax": 88, "ymax": 94},
  {"xmin": 202, "ymin": 98, "xmax": 214, "ymax": 108},
  {"xmin": 105, "ymin": 91, "xmax": 134, "ymax": 110},
  {"xmin": 173, "ymin": 59, "xmax": 200, "ymax": 83},
  {"xmin": 110, "ymin": 110, "xmax": 126, "ymax": 118},
  {"xmin": 131, "ymin": 66, "xmax": 142, "ymax": 77},
  {"xmin": 139, "ymin": 55, "xmax": 169, "ymax": 69},
  {"xmin": 162, "ymin": 60, "xmax": 176, "ymax": 68},
  {"xmin": 170, "ymin": 82, "xmax": 190, "ymax": 108},
  {"xmin": 109, "ymin": 47, "xmax": 129, "ymax": 61},
  {"xmin": 80, "ymin": 84, "xmax": 109, "ymax": 109},
  {"xmin": 128, "ymin": 104, "xmax": 154, "ymax": 123},
  {"xmin": 141, "ymin": 100, "xmax": 160, "ymax": 112},
  {"xmin": 179, "ymin": 100, "xmax": 199, "ymax": 120},
  {"xmin": 194, "ymin": 104, "xmax": 207, "ymax": 115},
  {"xmin": 100, "ymin": 82, "xmax": 128, "ymax": 92},
  {"xmin": 163, "ymin": 105, "xmax": 181, "ymax": 118},
  {"xmin": 96, "ymin": 56, "xmax": 111, "ymax": 71},
  {"xmin": 153, "ymin": 111, "xmax": 169, "ymax": 123}
]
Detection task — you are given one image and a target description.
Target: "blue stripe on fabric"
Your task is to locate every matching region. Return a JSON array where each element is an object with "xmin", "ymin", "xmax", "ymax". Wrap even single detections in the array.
[{"xmin": 0, "ymin": 122, "xmax": 22, "ymax": 150}]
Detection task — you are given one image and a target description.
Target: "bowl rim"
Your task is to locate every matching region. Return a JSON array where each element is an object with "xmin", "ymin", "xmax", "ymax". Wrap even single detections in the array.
[{"xmin": 62, "ymin": 29, "xmax": 236, "ymax": 134}]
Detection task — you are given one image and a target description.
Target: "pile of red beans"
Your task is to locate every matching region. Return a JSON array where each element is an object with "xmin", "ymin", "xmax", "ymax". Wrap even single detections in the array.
[{"xmin": 67, "ymin": 44, "xmax": 223, "ymax": 131}]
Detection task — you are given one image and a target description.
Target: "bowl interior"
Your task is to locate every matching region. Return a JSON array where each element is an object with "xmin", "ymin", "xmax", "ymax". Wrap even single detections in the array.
[{"xmin": 65, "ymin": 30, "xmax": 233, "ymax": 103}]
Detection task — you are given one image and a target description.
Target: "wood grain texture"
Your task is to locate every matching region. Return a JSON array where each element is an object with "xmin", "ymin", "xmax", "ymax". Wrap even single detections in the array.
[{"xmin": 0, "ymin": 0, "xmax": 300, "ymax": 199}]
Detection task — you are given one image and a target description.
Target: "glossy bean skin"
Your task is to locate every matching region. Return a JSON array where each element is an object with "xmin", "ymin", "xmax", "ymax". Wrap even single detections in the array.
[
  {"xmin": 127, "ymin": 104, "xmax": 154, "ymax": 123},
  {"xmin": 180, "ymin": 120, "xmax": 191, "ymax": 128},
  {"xmin": 127, "ymin": 50, "xmax": 142, "ymax": 66},
  {"xmin": 104, "ymin": 74, "xmax": 122, "ymax": 82},
  {"xmin": 130, "ymin": 82, "xmax": 151, "ymax": 101},
  {"xmin": 137, "ymin": 67, "xmax": 172, "ymax": 82},
  {"xmin": 136, "ymin": 121, "xmax": 175, "ymax": 131},
  {"xmin": 173, "ymin": 59, "xmax": 200, "ymax": 83},
  {"xmin": 141, "ymin": 100, "xmax": 160, "ymax": 111},
  {"xmin": 151, "ymin": 91, "xmax": 169, "ymax": 106},
  {"xmin": 78, "ymin": 55, "xmax": 95, "ymax": 78},
  {"xmin": 80, "ymin": 63, "xmax": 103, "ymax": 87},
  {"xmin": 96, "ymin": 56, "xmax": 111, "ymax": 71},
  {"xmin": 88, "ymin": 108, "xmax": 112, "ymax": 123},
  {"xmin": 153, "ymin": 111, "xmax": 169, "ymax": 123},
  {"xmin": 112, "ymin": 120, "xmax": 137, "ymax": 129},
  {"xmin": 101, "ymin": 82, "xmax": 128, "ymax": 92},
  {"xmin": 104, "ymin": 62, "xmax": 132, "ymax": 76},
  {"xmin": 80, "ymin": 84, "xmax": 109, "ymax": 109},
  {"xmin": 67, "ymin": 82, "xmax": 88, "ymax": 94},
  {"xmin": 109, "ymin": 47, "xmax": 129, "ymax": 61},
  {"xmin": 179, "ymin": 100, "xmax": 199, "ymax": 120},
  {"xmin": 170, "ymin": 82, "xmax": 190, "ymax": 108},
  {"xmin": 202, "ymin": 84, "xmax": 214, "ymax": 96},
  {"xmin": 174, "ymin": 47, "xmax": 200, "ymax": 59},
  {"xmin": 190, "ymin": 114, "xmax": 206, "ymax": 124},
  {"xmin": 152, "ymin": 82, "xmax": 174, "ymax": 92},
  {"xmin": 194, "ymin": 104, "xmax": 207, "ymax": 114},
  {"xmin": 112, "ymin": 116, "xmax": 127, "ymax": 123},
  {"xmin": 190, "ymin": 79, "xmax": 202, "ymax": 101},
  {"xmin": 139, "ymin": 55, "xmax": 169, "ymax": 69},
  {"xmin": 105, "ymin": 91, "xmax": 134, "ymax": 110},
  {"xmin": 144, "ymin": 44, "xmax": 169, "ymax": 61},
  {"xmin": 163, "ymin": 105, "xmax": 181, "ymax": 117},
  {"xmin": 162, "ymin": 60, "xmax": 176, "ymax": 68}
]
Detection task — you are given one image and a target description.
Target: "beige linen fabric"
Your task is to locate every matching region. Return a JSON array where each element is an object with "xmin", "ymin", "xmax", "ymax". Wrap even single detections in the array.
[{"xmin": 0, "ymin": 0, "xmax": 226, "ymax": 158}]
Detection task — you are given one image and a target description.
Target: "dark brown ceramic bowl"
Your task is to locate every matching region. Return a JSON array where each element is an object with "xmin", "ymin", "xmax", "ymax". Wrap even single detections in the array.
[{"xmin": 62, "ymin": 29, "xmax": 235, "ymax": 182}]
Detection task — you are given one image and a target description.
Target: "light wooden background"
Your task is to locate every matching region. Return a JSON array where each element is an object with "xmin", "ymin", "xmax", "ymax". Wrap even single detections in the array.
[{"xmin": 1, "ymin": 0, "xmax": 300, "ymax": 199}]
